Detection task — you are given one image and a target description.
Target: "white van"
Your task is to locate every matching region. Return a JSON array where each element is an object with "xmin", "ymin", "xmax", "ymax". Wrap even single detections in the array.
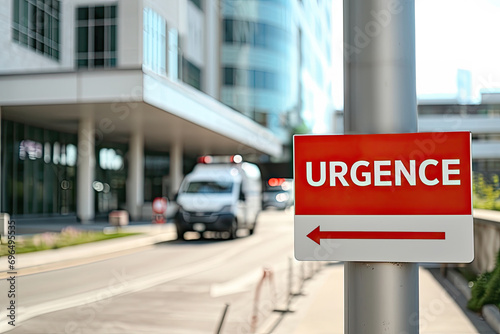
[{"xmin": 174, "ymin": 156, "xmax": 262, "ymax": 240}]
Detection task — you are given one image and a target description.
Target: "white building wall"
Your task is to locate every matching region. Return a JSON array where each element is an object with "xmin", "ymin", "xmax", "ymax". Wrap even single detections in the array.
[
  {"xmin": 184, "ymin": 2, "xmax": 203, "ymax": 68},
  {"xmin": 117, "ymin": 0, "xmax": 142, "ymax": 68},
  {"xmin": 143, "ymin": 0, "xmax": 184, "ymax": 32},
  {"xmin": 0, "ymin": 0, "xmax": 142, "ymax": 74},
  {"xmin": 0, "ymin": 70, "xmax": 143, "ymax": 105}
]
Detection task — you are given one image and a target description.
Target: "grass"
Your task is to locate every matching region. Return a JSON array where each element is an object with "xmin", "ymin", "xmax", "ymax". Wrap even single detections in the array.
[{"xmin": 0, "ymin": 227, "xmax": 139, "ymax": 256}]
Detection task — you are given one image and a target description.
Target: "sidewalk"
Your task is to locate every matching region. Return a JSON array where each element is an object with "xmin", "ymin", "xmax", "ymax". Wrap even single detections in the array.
[{"xmin": 269, "ymin": 263, "xmax": 495, "ymax": 334}]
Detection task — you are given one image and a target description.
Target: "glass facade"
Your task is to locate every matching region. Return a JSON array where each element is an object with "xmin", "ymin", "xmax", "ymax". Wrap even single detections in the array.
[
  {"xmin": 297, "ymin": 0, "xmax": 333, "ymax": 134},
  {"xmin": 1, "ymin": 120, "xmax": 77, "ymax": 217},
  {"xmin": 223, "ymin": 67, "xmax": 280, "ymax": 91},
  {"xmin": 0, "ymin": 120, "xmax": 181, "ymax": 219},
  {"xmin": 223, "ymin": 19, "xmax": 290, "ymax": 53},
  {"xmin": 0, "ymin": 119, "xmax": 191, "ymax": 219},
  {"xmin": 219, "ymin": 0, "xmax": 334, "ymax": 138},
  {"xmin": 12, "ymin": 0, "xmax": 61, "ymax": 60},
  {"xmin": 94, "ymin": 143, "xmax": 127, "ymax": 218},
  {"xmin": 76, "ymin": 4, "xmax": 117, "ymax": 69},
  {"xmin": 144, "ymin": 153, "xmax": 169, "ymax": 202},
  {"xmin": 220, "ymin": 0, "xmax": 297, "ymax": 141}
]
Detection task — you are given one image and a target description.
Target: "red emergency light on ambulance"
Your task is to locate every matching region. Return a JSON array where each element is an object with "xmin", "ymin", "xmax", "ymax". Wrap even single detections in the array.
[{"xmin": 293, "ymin": 132, "xmax": 473, "ymax": 263}]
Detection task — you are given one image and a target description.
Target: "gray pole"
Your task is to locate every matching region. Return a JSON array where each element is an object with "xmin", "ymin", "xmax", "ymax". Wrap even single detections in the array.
[{"xmin": 343, "ymin": 0, "xmax": 419, "ymax": 333}]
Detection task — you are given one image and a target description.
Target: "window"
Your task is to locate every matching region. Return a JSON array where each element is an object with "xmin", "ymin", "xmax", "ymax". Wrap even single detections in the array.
[
  {"xmin": 182, "ymin": 58, "xmax": 201, "ymax": 91},
  {"xmin": 143, "ymin": 8, "xmax": 166, "ymax": 75},
  {"xmin": 254, "ymin": 111, "xmax": 268, "ymax": 127},
  {"xmin": 184, "ymin": 181, "xmax": 233, "ymax": 194},
  {"xmin": 76, "ymin": 5, "xmax": 117, "ymax": 69},
  {"xmin": 223, "ymin": 67, "xmax": 280, "ymax": 91},
  {"xmin": 168, "ymin": 28, "xmax": 179, "ymax": 80},
  {"xmin": 223, "ymin": 19, "xmax": 289, "ymax": 53},
  {"xmin": 12, "ymin": 0, "xmax": 60, "ymax": 60},
  {"xmin": 224, "ymin": 68, "xmax": 234, "ymax": 85}
]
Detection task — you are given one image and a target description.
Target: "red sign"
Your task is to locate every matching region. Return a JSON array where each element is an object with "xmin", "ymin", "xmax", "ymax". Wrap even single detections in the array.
[
  {"xmin": 152, "ymin": 197, "xmax": 168, "ymax": 214},
  {"xmin": 294, "ymin": 132, "xmax": 473, "ymax": 262},
  {"xmin": 294, "ymin": 132, "xmax": 471, "ymax": 216}
]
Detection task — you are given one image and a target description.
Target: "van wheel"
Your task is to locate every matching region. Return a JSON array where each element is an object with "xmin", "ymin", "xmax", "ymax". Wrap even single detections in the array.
[
  {"xmin": 248, "ymin": 223, "xmax": 256, "ymax": 235},
  {"xmin": 176, "ymin": 226, "xmax": 186, "ymax": 241},
  {"xmin": 228, "ymin": 220, "xmax": 238, "ymax": 240}
]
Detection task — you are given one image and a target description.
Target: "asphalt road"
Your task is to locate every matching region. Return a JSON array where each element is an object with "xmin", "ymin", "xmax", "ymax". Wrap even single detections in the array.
[{"xmin": 2, "ymin": 209, "xmax": 314, "ymax": 334}]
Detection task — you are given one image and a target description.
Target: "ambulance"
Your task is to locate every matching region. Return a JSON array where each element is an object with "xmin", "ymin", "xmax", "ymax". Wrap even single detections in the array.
[{"xmin": 174, "ymin": 155, "xmax": 262, "ymax": 240}]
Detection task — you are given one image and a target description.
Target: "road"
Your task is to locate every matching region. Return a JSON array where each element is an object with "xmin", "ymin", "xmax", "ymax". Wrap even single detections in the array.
[{"xmin": 2, "ymin": 209, "xmax": 318, "ymax": 334}]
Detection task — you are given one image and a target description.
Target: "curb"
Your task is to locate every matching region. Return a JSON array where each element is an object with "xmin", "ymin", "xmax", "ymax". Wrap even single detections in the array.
[
  {"xmin": 484, "ymin": 305, "xmax": 500, "ymax": 333},
  {"xmin": 447, "ymin": 268, "xmax": 471, "ymax": 300},
  {"xmin": 2, "ymin": 224, "xmax": 177, "ymax": 272},
  {"xmin": 448, "ymin": 268, "xmax": 500, "ymax": 334}
]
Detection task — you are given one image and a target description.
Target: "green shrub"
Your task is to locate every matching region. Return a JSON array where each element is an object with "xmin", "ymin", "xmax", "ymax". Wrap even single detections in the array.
[
  {"xmin": 473, "ymin": 173, "xmax": 500, "ymax": 211},
  {"xmin": 468, "ymin": 249, "xmax": 500, "ymax": 311}
]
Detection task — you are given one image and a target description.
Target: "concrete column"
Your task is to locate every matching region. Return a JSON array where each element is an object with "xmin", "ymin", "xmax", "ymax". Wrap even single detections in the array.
[
  {"xmin": 204, "ymin": 0, "xmax": 220, "ymax": 99},
  {"xmin": 0, "ymin": 106, "xmax": 2, "ymax": 212},
  {"xmin": 127, "ymin": 130, "xmax": 144, "ymax": 221},
  {"xmin": 169, "ymin": 141, "xmax": 183, "ymax": 198},
  {"xmin": 77, "ymin": 114, "xmax": 95, "ymax": 222}
]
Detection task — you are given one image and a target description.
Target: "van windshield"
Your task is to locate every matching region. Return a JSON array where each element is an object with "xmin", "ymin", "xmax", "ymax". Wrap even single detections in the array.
[{"xmin": 184, "ymin": 181, "xmax": 233, "ymax": 194}]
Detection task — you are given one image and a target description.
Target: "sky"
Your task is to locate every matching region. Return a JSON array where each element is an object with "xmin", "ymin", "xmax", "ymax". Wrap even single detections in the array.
[{"xmin": 330, "ymin": 0, "xmax": 500, "ymax": 109}]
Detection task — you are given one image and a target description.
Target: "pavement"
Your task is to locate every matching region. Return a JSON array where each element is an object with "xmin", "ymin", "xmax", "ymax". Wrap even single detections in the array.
[
  {"xmin": 256, "ymin": 208, "xmax": 500, "ymax": 334},
  {"xmin": 3, "ymin": 214, "xmax": 500, "ymax": 333},
  {"xmin": 256, "ymin": 263, "xmax": 497, "ymax": 334}
]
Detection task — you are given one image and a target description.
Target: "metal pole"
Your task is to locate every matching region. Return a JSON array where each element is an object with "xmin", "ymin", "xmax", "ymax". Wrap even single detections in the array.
[
  {"xmin": 343, "ymin": 0, "xmax": 419, "ymax": 333},
  {"xmin": 215, "ymin": 303, "xmax": 230, "ymax": 334}
]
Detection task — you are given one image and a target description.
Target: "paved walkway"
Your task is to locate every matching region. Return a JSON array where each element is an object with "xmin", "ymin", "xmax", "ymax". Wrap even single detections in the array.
[{"xmin": 271, "ymin": 264, "xmax": 493, "ymax": 334}]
